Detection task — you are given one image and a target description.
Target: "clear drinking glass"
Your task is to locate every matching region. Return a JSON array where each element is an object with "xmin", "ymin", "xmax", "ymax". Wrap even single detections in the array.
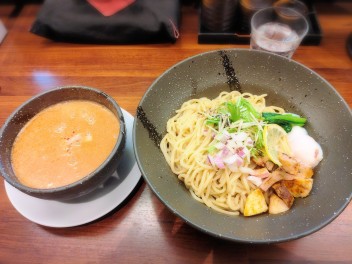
[{"xmin": 250, "ymin": 6, "xmax": 309, "ymax": 58}]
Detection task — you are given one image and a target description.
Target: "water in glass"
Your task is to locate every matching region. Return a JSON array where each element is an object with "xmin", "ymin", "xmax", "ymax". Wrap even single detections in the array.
[{"xmin": 251, "ymin": 22, "xmax": 300, "ymax": 58}]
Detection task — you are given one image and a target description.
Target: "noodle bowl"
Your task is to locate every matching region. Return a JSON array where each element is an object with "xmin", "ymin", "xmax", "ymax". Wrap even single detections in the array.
[{"xmin": 134, "ymin": 49, "xmax": 351, "ymax": 242}]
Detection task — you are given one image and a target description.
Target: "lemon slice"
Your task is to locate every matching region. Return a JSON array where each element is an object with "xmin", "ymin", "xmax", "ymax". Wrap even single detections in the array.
[{"xmin": 263, "ymin": 124, "xmax": 291, "ymax": 166}]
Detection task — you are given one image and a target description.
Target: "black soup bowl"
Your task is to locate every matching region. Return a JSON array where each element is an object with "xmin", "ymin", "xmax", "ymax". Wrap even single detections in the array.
[
  {"xmin": 0, "ymin": 86, "xmax": 126, "ymax": 200},
  {"xmin": 133, "ymin": 49, "xmax": 352, "ymax": 243}
]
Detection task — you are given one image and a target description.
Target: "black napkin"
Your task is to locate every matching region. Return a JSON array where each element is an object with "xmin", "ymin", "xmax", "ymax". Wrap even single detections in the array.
[{"xmin": 30, "ymin": 0, "xmax": 180, "ymax": 44}]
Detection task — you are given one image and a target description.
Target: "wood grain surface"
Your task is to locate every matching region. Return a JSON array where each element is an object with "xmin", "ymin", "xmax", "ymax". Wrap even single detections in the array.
[{"xmin": 0, "ymin": 2, "xmax": 351, "ymax": 263}]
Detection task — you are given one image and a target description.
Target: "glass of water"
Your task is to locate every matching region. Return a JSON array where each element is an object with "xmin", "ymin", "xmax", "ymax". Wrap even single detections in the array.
[{"xmin": 250, "ymin": 6, "xmax": 309, "ymax": 58}]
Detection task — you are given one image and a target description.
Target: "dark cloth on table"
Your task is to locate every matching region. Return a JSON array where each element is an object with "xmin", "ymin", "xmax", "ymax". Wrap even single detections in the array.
[{"xmin": 30, "ymin": 0, "xmax": 180, "ymax": 44}]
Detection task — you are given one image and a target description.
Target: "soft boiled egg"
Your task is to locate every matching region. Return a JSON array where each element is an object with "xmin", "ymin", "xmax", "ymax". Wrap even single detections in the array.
[{"xmin": 287, "ymin": 126, "xmax": 323, "ymax": 168}]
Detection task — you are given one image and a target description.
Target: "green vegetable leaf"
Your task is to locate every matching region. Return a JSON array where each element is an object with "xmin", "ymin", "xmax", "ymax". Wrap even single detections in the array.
[
  {"xmin": 239, "ymin": 98, "xmax": 261, "ymax": 120},
  {"xmin": 226, "ymin": 102, "xmax": 240, "ymax": 122},
  {"xmin": 257, "ymin": 129, "xmax": 264, "ymax": 148},
  {"xmin": 206, "ymin": 117, "xmax": 220, "ymax": 125},
  {"xmin": 207, "ymin": 145, "xmax": 217, "ymax": 154},
  {"xmin": 262, "ymin": 112, "xmax": 306, "ymax": 132}
]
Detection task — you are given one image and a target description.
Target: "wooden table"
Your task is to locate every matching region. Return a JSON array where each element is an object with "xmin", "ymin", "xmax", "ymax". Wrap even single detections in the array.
[{"xmin": 0, "ymin": 2, "xmax": 351, "ymax": 263}]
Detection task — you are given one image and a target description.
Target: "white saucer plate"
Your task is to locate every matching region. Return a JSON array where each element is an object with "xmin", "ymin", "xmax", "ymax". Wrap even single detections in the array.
[{"xmin": 4, "ymin": 109, "xmax": 141, "ymax": 228}]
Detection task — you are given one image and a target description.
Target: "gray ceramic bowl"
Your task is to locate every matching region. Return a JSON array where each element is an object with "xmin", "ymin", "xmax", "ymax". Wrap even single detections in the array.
[
  {"xmin": 0, "ymin": 86, "xmax": 126, "ymax": 200},
  {"xmin": 133, "ymin": 49, "xmax": 352, "ymax": 243}
]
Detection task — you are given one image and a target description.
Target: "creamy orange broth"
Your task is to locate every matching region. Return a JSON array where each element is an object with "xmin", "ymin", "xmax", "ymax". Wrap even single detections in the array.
[{"xmin": 11, "ymin": 100, "xmax": 120, "ymax": 189}]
